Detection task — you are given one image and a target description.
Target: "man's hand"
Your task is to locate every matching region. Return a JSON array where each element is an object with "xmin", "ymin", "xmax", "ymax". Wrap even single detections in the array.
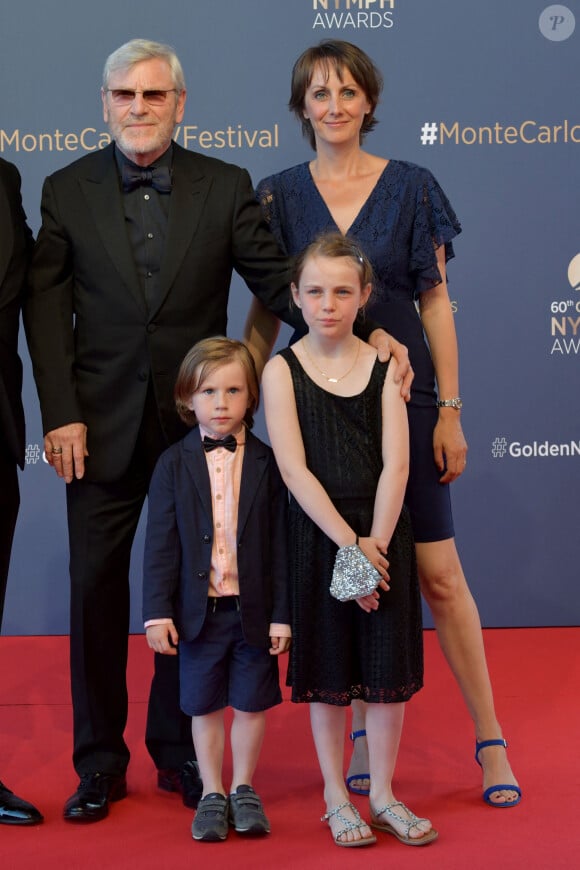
[
  {"xmin": 44, "ymin": 423, "xmax": 88, "ymax": 483},
  {"xmin": 368, "ymin": 329, "xmax": 413, "ymax": 401}
]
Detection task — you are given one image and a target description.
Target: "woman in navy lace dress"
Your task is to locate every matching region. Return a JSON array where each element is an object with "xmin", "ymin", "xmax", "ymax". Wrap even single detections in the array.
[{"xmin": 245, "ymin": 40, "xmax": 520, "ymax": 808}]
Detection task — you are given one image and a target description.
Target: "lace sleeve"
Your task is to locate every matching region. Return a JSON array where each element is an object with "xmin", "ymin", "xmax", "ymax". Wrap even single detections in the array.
[{"xmin": 410, "ymin": 169, "xmax": 462, "ymax": 295}]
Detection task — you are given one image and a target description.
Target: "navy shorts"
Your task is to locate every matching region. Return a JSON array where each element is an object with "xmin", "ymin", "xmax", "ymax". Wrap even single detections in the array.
[
  {"xmin": 178, "ymin": 597, "xmax": 282, "ymax": 716},
  {"xmin": 406, "ymin": 405, "xmax": 455, "ymax": 544}
]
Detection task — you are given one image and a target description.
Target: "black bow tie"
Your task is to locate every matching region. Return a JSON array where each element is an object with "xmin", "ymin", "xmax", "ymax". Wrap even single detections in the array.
[
  {"xmin": 202, "ymin": 434, "xmax": 237, "ymax": 453},
  {"xmin": 121, "ymin": 163, "xmax": 172, "ymax": 193}
]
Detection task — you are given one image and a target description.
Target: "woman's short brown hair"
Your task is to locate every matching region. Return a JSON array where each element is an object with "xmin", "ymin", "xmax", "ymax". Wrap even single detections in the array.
[
  {"xmin": 289, "ymin": 40, "xmax": 383, "ymax": 150},
  {"xmin": 174, "ymin": 337, "xmax": 259, "ymax": 428}
]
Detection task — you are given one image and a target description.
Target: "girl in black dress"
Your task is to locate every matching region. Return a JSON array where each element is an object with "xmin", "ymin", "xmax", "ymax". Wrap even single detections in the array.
[{"xmin": 263, "ymin": 234, "xmax": 436, "ymax": 848}]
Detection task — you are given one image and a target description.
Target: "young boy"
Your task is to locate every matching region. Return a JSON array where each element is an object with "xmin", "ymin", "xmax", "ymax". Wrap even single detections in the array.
[{"xmin": 143, "ymin": 337, "xmax": 290, "ymax": 842}]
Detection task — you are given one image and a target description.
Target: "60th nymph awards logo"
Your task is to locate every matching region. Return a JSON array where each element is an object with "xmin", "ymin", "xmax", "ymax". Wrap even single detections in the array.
[
  {"xmin": 311, "ymin": 0, "xmax": 395, "ymax": 31},
  {"xmin": 549, "ymin": 253, "xmax": 580, "ymax": 356}
]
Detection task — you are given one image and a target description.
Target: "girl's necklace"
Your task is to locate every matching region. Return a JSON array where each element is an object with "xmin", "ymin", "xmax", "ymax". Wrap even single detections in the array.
[{"xmin": 302, "ymin": 338, "xmax": 360, "ymax": 384}]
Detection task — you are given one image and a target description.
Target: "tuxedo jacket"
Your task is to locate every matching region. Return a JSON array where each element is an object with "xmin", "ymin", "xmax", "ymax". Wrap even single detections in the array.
[
  {"xmin": 24, "ymin": 142, "xmax": 295, "ymax": 482},
  {"xmin": 0, "ymin": 158, "xmax": 33, "ymax": 467},
  {"xmin": 142, "ymin": 427, "xmax": 289, "ymax": 648}
]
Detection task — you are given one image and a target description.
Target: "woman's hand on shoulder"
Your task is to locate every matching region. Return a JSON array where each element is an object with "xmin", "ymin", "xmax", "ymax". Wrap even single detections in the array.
[{"xmin": 368, "ymin": 330, "xmax": 413, "ymax": 401}]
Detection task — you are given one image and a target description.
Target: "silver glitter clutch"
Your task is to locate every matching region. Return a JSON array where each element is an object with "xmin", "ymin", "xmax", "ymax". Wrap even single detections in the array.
[{"xmin": 329, "ymin": 544, "xmax": 381, "ymax": 602}]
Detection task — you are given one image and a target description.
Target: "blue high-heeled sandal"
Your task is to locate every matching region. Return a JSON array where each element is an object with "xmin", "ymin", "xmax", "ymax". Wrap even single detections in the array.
[
  {"xmin": 346, "ymin": 729, "xmax": 370, "ymax": 796},
  {"xmin": 475, "ymin": 739, "xmax": 522, "ymax": 807}
]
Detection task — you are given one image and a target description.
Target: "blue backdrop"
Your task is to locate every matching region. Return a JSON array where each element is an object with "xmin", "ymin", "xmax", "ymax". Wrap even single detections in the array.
[{"xmin": 1, "ymin": 1, "xmax": 579, "ymax": 633}]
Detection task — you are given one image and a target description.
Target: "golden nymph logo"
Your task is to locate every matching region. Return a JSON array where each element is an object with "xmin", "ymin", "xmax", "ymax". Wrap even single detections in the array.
[{"xmin": 311, "ymin": 0, "xmax": 395, "ymax": 30}]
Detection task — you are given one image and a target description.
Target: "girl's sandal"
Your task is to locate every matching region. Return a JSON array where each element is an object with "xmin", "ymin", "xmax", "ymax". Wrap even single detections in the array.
[
  {"xmin": 370, "ymin": 800, "xmax": 438, "ymax": 846},
  {"xmin": 322, "ymin": 801, "xmax": 377, "ymax": 848}
]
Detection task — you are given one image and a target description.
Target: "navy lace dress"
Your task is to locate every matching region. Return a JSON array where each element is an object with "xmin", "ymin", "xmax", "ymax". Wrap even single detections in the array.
[
  {"xmin": 257, "ymin": 160, "xmax": 462, "ymax": 543},
  {"xmin": 279, "ymin": 349, "xmax": 423, "ymax": 705}
]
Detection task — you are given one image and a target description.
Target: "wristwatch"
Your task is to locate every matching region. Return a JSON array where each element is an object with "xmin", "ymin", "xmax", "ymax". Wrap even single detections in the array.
[{"xmin": 436, "ymin": 397, "xmax": 463, "ymax": 410}]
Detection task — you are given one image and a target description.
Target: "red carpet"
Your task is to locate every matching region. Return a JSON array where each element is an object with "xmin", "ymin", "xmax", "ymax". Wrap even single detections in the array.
[{"xmin": 1, "ymin": 628, "xmax": 578, "ymax": 869}]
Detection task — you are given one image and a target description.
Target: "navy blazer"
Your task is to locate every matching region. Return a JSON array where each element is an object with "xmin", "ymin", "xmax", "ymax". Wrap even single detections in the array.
[{"xmin": 143, "ymin": 427, "xmax": 289, "ymax": 648}]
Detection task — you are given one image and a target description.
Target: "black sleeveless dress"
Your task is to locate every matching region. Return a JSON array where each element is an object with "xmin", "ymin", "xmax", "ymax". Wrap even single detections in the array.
[{"xmin": 279, "ymin": 348, "xmax": 423, "ymax": 705}]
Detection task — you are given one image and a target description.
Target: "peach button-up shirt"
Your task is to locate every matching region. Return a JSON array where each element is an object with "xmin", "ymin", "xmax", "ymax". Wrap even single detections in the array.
[{"xmin": 202, "ymin": 425, "xmax": 244, "ymax": 597}]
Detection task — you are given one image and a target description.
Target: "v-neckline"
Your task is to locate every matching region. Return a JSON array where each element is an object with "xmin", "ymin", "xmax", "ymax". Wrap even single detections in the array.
[{"xmin": 306, "ymin": 161, "xmax": 393, "ymax": 236}]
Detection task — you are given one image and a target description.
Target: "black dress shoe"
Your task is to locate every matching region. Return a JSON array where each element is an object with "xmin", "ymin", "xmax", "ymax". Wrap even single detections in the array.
[
  {"xmin": 63, "ymin": 772, "xmax": 127, "ymax": 823},
  {"xmin": 157, "ymin": 760, "xmax": 203, "ymax": 809},
  {"xmin": 0, "ymin": 781, "xmax": 43, "ymax": 825}
]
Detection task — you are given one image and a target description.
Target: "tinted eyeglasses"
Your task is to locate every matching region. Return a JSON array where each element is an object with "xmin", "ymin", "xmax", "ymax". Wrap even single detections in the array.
[{"xmin": 106, "ymin": 88, "xmax": 178, "ymax": 106}]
